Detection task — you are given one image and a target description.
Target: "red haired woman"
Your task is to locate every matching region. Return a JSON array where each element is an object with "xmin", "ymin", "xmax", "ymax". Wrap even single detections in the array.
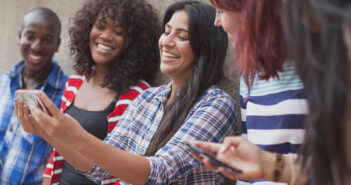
[{"xmin": 195, "ymin": 1, "xmax": 307, "ymax": 185}]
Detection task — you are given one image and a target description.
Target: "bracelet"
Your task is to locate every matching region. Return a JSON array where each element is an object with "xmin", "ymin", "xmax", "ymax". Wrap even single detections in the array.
[{"xmin": 273, "ymin": 153, "xmax": 285, "ymax": 182}]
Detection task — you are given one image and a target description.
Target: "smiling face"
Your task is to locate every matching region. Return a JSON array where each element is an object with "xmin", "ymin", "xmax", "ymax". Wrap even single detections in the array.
[
  {"xmin": 89, "ymin": 15, "xmax": 125, "ymax": 67},
  {"xmin": 214, "ymin": 8, "xmax": 240, "ymax": 46},
  {"xmin": 19, "ymin": 12, "xmax": 60, "ymax": 72},
  {"xmin": 159, "ymin": 10, "xmax": 196, "ymax": 82}
]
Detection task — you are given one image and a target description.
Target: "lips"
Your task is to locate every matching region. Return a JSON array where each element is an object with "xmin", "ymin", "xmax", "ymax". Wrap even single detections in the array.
[
  {"xmin": 28, "ymin": 54, "xmax": 44, "ymax": 64},
  {"xmin": 95, "ymin": 43, "xmax": 115, "ymax": 54},
  {"xmin": 161, "ymin": 50, "xmax": 180, "ymax": 60}
]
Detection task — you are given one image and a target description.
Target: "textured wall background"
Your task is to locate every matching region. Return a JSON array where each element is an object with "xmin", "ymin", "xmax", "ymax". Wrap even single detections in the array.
[{"xmin": 0, "ymin": 0, "xmax": 240, "ymax": 126}]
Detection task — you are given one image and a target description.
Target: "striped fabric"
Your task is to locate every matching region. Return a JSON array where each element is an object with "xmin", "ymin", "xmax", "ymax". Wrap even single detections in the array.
[
  {"xmin": 0, "ymin": 60, "xmax": 67, "ymax": 185},
  {"xmin": 84, "ymin": 84, "xmax": 236, "ymax": 185},
  {"xmin": 43, "ymin": 74, "xmax": 150, "ymax": 185},
  {"xmin": 239, "ymin": 60, "xmax": 307, "ymax": 185}
]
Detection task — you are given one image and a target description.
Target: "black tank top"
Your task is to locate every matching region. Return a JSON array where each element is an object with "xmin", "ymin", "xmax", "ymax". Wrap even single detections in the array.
[{"xmin": 59, "ymin": 94, "xmax": 119, "ymax": 185}]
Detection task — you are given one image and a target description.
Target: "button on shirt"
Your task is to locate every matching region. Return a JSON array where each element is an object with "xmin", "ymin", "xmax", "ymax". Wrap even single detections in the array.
[
  {"xmin": 85, "ymin": 84, "xmax": 236, "ymax": 185},
  {"xmin": 0, "ymin": 60, "xmax": 67, "ymax": 185}
]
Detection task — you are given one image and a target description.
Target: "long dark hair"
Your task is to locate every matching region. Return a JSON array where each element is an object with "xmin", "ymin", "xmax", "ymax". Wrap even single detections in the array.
[
  {"xmin": 69, "ymin": 0, "xmax": 160, "ymax": 94},
  {"xmin": 145, "ymin": 1, "xmax": 228, "ymax": 155},
  {"xmin": 283, "ymin": 0, "xmax": 350, "ymax": 184}
]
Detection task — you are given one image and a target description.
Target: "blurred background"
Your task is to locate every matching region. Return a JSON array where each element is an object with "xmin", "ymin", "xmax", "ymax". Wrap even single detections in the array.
[{"xmin": 0, "ymin": 0, "xmax": 240, "ymax": 127}]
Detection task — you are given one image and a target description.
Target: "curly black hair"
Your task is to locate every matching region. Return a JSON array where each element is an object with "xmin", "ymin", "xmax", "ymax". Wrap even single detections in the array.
[{"xmin": 69, "ymin": 0, "xmax": 161, "ymax": 93}]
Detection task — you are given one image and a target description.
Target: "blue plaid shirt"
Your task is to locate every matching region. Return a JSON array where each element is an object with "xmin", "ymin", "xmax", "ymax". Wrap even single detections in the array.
[
  {"xmin": 0, "ymin": 60, "xmax": 67, "ymax": 185},
  {"xmin": 86, "ymin": 84, "xmax": 236, "ymax": 185}
]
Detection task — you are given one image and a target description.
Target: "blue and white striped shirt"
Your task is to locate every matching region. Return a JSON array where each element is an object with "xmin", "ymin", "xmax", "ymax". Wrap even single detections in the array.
[
  {"xmin": 0, "ymin": 60, "xmax": 67, "ymax": 185},
  {"xmin": 86, "ymin": 84, "xmax": 236, "ymax": 185},
  {"xmin": 240, "ymin": 60, "xmax": 307, "ymax": 185}
]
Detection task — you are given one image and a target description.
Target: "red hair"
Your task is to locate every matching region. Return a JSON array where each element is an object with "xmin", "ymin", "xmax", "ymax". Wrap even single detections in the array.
[{"xmin": 211, "ymin": 0, "xmax": 287, "ymax": 88}]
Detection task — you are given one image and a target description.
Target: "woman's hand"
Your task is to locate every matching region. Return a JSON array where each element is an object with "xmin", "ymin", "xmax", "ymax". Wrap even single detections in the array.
[
  {"xmin": 15, "ymin": 91, "xmax": 86, "ymax": 147},
  {"xmin": 15, "ymin": 99, "xmax": 50, "ymax": 140},
  {"xmin": 193, "ymin": 136, "xmax": 275, "ymax": 181}
]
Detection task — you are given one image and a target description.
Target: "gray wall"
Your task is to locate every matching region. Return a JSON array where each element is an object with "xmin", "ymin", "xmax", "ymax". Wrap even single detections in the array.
[{"xmin": 0, "ymin": 0, "xmax": 240, "ymax": 125}]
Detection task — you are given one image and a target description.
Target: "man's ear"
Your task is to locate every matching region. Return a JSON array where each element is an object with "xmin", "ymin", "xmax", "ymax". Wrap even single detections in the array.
[
  {"xmin": 55, "ymin": 38, "xmax": 61, "ymax": 52},
  {"xmin": 18, "ymin": 30, "xmax": 22, "ymax": 45}
]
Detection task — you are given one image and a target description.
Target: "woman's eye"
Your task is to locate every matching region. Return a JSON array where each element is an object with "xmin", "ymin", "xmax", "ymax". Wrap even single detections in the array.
[
  {"xmin": 217, "ymin": 9, "xmax": 224, "ymax": 14},
  {"xmin": 178, "ymin": 36, "xmax": 188, "ymax": 41},
  {"xmin": 114, "ymin": 31, "xmax": 123, "ymax": 35},
  {"xmin": 96, "ymin": 24, "xmax": 104, "ymax": 30}
]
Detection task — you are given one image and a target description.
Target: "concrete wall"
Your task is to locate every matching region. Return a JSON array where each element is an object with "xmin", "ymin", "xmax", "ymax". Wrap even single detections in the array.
[{"xmin": 0, "ymin": 0, "xmax": 240, "ymax": 125}]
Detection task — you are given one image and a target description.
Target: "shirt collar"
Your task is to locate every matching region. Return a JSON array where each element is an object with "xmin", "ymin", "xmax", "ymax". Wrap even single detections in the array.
[
  {"xmin": 154, "ymin": 83, "xmax": 172, "ymax": 103},
  {"xmin": 9, "ymin": 59, "xmax": 66, "ymax": 90}
]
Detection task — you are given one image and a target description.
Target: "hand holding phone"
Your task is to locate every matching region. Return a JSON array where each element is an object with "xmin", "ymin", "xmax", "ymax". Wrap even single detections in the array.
[
  {"xmin": 15, "ymin": 89, "xmax": 48, "ymax": 114},
  {"xmin": 186, "ymin": 141, "xmax": 243, "ymax": 174}
]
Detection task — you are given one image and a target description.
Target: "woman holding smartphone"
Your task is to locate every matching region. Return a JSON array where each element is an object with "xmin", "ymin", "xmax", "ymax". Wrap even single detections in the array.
[
  {"xmin": 40, "ymin": 0, "xmax": 160, "ymax": 184},
  {"xmin": 16, "ymin": 1, "xmax": 236, "ymax": 184}
]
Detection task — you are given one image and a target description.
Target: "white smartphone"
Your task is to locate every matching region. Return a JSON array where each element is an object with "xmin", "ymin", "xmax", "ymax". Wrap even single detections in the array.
[{"xmin": 15, "ymin": 89, "xmax": 48, "ymax": 114}]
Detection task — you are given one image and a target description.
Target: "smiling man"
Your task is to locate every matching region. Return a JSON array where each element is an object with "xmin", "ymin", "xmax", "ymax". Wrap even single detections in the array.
[{"xmin": 0, "ymin": 7, "xmax": 67, "ymax": 184}]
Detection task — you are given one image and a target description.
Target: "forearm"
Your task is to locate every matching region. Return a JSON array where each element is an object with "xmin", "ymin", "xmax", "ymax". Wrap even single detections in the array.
[
  {"xmin": 45, "ymin": 135, "xmax": 93, "ymax": 172},
  {"xmin": 71, "ymin": 130, "xmax": 151, "ymax": 185}
]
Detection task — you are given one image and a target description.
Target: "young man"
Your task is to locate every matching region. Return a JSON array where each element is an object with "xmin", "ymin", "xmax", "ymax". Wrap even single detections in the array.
[{"xmin": 0, "ymin": 7, "xmax": 67, "ymax": 184}]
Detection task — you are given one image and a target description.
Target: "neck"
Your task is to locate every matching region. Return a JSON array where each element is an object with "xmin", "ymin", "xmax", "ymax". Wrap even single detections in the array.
[
  {"xmin": 92, "ymin": 64, "xmax": 110, "ymax": 85},
  {"xmin": 22, "ymin": 62, "xmax": 53, "ymax": 89},
  {"xmin": 166, "ymin": 79, "xmax": 186, "ymax": 107}
]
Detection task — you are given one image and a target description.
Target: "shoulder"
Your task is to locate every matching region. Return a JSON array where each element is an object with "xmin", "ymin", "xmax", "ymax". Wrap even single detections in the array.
[
  {"xmin": 241, "ymin": 61, "xmax": 304, "ymax": 98},
  {"xmin": 0, "ymin": 72, "xmax": 11, "ymax": 89},
  {"xmin": 119, "ymin": 80, "xmax": 151, "ymax": 101},
  {"xmin": 66, "ymin": 74, "xmax": 85, "ymax": 85},
  {"xmin": 194, "ymin": 86, "xmax": 236, "ymax": 113},
  {"xmin": 139, "ymin": 84, "xmax": 168, "ymax": 101},
  {"xmin": 202, "ymin": 86, "xmax": 235, "ymax": 104}
]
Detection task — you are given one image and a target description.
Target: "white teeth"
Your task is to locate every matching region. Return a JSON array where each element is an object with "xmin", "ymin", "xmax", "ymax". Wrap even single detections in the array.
[
  {"xmin": 30, "ymin": 54, "xmax": 42, "ymax": 60},
  {"xmin": 162, "ymin": 51, "xmax": 178, "ymax": 58},
  {"xmin": 97, "ymin": 44, "xmax": 112, "ymax": 51}
]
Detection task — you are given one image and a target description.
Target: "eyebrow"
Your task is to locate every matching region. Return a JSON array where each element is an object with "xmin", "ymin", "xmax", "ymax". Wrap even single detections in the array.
[
  {"xmin": 98, "ymin": 18, "xmax": 123, "ymax": 28},
  {"xmin": 24, "ymin": 30, "xmax": 54, "ymax": 38},
  {"xmin": 165, "ymin": 24, "xmax": 188, "ymax": 32}
]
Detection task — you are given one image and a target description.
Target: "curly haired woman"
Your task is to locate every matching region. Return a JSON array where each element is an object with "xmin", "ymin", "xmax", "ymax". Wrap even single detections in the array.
[{"xmin": 41, "ymin": 0, "xmax": 160, "ymax": 184}]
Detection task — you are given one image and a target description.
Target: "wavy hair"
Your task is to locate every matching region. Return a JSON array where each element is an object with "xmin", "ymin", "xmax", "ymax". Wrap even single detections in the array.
[
  {"xmin": 69, "ymin": 0, "xmax": 160, "ymax": 93},
  {"xmin": 210, "ymin": 0, "xmax": 286, "ymax": 89},
  {"xmin": 283, "ymin": 0, "xmax": 351, "ymax": 184},
  {"xmin": 145, "ymin": 1, "xmax": 228, "ymax": 155}
]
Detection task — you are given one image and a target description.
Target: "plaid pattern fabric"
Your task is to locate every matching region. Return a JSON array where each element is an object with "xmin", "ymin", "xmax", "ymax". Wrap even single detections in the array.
[
  {"xmin": 43, "ymin": 74, "xmax": 150, "ymax": 185},
  {"xmin": 0, "ymin": 60, "xmax": 67, "ymax": 185},
  {"xmin": 85, "ymin": 84, "xmax": 236, "ymax": 185}
]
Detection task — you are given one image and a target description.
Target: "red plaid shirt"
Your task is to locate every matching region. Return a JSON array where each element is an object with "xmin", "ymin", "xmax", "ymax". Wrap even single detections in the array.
[{"xmin": 43, "ymin": 74, "xmax": 150, "ymax": 185}]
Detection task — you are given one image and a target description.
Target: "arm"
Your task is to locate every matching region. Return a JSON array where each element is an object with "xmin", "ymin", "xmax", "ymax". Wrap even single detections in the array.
[
  {"xmin": 142, "ymin": 92, "xmax": 236, "ymax": 184},
  {"xmin": 16, "ymin": 92, "xmax": 150, "ymax": 185}
]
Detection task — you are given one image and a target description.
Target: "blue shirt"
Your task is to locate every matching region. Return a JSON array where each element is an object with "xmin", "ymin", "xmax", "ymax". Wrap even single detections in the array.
[
  {"xmin": 85, "ymin": 84, "xmax": 236, "ymax": 185},
  {"xmin": 0, "ymin": 60, "xmax": 67, "ymax": 185},
  {"xmin": 239, "ymin": 60, "xmax": 307, "ymax": 185}
]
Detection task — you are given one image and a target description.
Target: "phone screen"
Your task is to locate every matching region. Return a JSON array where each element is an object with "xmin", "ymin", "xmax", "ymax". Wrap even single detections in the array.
[{"xmin": 186, "ymin": 141, "xmax": 243, "ymax": 174}]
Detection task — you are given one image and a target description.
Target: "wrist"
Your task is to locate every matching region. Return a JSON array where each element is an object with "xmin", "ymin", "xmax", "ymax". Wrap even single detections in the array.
[{"xmin": 261, "ymin": 151, "xmax": 276, "ymax": 181}]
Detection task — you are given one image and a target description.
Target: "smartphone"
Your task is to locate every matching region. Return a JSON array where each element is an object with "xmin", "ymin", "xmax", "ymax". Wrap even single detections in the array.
[
  {"xmin": 15, "ymin": 89, "xmax": 48, "ymax": 114},
  {"xmin": 186, "ymin": 141, "xmax": 243, "ymax": 174}
]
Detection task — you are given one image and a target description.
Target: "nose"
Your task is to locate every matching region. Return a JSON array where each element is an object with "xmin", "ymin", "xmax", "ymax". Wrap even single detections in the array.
[
  {"xmin": 161, "ymin": 34, "xmax": 175, "ymax": 48},
  {"xmin": 100, "ymin": 30, "xmax": 113, "ymax": 41},
  {"xmin": 214, "ymin": 12, "xmax": 222, "ymax": 27},
  {"xmin": 30, "ymin": 39, "xmax": 43, "ymax": 52}
]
